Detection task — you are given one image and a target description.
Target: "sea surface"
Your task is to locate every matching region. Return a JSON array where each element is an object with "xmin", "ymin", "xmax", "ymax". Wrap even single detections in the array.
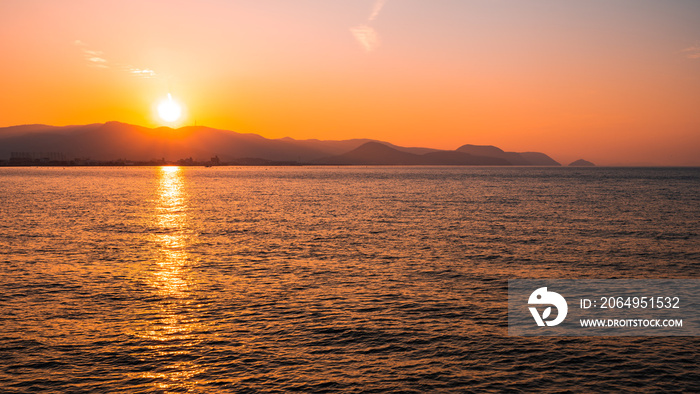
[{"xmin": 0, "ymin": 166, "xmax": 698, "ymax": 392}]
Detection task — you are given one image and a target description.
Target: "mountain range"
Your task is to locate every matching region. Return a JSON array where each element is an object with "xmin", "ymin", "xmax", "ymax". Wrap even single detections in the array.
[{"xmin": 0, "ymin": 122, "xmax": 561, "ymax": 166}]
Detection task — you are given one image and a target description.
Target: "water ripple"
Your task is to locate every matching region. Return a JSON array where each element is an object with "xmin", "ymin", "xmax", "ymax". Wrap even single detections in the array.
[{"xmin": 0, "ymin": 167, "xmax": 698, "ymax": 392}]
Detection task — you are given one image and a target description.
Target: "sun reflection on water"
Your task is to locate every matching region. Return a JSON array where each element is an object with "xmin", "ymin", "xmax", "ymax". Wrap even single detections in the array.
[
  {"xmin": 153, "ymin": 166, "xmax": 190, "ymax": 297},
  {"xmin": 134, "ymin": 166, "xmax": 206, "ymax": 391}
]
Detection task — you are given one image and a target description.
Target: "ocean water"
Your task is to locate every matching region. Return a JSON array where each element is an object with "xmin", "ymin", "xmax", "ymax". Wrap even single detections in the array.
[{"xmin": 0, "ymin": 166, "xmax": 698, "ymax": 392}]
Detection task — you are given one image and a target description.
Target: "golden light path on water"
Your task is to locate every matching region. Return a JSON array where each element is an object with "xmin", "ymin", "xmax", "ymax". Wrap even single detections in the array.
[
  {"xmin": 153, "ymin": 166, "xmax": 190, "ymax": 299},
  {"xmin": 136, "ymin": 166, "xmax": 205, "ymax": 391}
]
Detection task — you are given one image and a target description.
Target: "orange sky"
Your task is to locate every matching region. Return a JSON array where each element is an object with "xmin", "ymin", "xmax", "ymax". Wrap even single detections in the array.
[{"xmin": 1, "ymin": 0, "xmax": 699, "ymax": 165}]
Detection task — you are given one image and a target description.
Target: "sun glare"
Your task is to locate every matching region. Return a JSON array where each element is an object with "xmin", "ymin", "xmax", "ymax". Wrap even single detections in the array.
[
  {"xmin": 161, "ymin": 165, "xmax": 180, "ymax": 173},
  {"xmin": 158, "ymin": 94, "xmax": 182, "ymax": 123}
]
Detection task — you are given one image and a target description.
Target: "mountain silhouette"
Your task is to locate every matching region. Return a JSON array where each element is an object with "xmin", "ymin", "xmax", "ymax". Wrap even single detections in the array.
[
  {"xmin": 315, "ymin": 142, "xmax": 511, "ymax": 165},
  {"xmin": 0, "ymin": 122, "xmax": 560, "ymax": 165},
  {"xmin": 456, "ymin": 144, "xmax": 560, "ymax": 166},
  {"xmin": 0, "ymin": 122, "xmax": 392, "ymax": 162},
  {"xmin": 314, "ymin": 141, "xmax": 425, "ymax": 165},
  {"xmin": 569, "ymin": 159, "xmax": 595, "ymax": 166}
]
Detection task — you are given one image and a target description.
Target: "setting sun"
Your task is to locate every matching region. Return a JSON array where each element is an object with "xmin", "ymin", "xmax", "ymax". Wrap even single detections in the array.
[{"xmin": 157, "ymin": 94, "xmax": 182, "ymax": 123}]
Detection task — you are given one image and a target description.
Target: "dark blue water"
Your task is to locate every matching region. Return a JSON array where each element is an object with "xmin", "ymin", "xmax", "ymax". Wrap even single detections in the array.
[{"xmin": 1, "ymin": 166, "xmax": 698, "ymax": 392}]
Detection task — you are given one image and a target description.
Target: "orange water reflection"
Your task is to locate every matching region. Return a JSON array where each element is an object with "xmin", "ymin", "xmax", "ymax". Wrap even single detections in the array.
[
  {"xmin": 136, "ymin": 166, "xmax": 206, "ymax": 391},
  {"xmin": 152, "ymin": 166, "xmax": 190, "ymax": 297}
]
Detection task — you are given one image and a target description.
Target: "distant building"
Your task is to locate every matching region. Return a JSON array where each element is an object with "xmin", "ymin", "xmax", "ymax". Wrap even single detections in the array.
[{"xmin": 10, "ymin": 151, "xmax": 66, "ymax": 163}]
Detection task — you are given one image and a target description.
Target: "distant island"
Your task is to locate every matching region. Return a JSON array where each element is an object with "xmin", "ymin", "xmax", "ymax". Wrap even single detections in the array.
[
  {"xmin": 0, "ymin": 121, "xmax": 561, "ymax": 166},
  {"xmin": 569, "ymin": 159, "xmax": 595, "ymax": 167}
]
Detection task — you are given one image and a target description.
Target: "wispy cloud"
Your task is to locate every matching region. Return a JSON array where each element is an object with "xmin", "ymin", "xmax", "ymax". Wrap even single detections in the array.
[
  {"xmin": 351, "ymin": 0, "xmax": 389, "ymax": 52},
  {"xmin": 74, "ymin": 40, "xmax": 157, "ymax": 77},
  {"xmin": 682, "ymin": 46, "xmax": 700, "ymax": 59},
  {"xmin": 75, "ymin": 40, "xmax": 108, "ymax": 68},
  {"xmin": 368, "ymin": 0, "xmax": 387, "ymax": 21},
  {"xmin": 127, "ymin": 67, "xmax": 157, "ymax": 78},
  {"xmin": 351, "ymin": 25, "xmax": 380, "ymax": 52}
]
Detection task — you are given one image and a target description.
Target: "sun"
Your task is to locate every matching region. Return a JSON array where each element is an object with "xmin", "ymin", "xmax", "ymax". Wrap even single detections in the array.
[{"xmin": 157, "ymin": 94, "xmax": 182, "ymax": 123}]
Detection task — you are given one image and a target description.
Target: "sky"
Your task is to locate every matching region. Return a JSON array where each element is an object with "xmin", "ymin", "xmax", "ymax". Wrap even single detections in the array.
[{"xmin": 1, "ymin": 0, "xmax": 699, "ymax": 165}]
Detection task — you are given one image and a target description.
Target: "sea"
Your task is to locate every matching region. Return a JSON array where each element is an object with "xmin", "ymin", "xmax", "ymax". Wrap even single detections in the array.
[{"xmin": 0, "ymin": 166, "xmax": 698, "ymax": 392}]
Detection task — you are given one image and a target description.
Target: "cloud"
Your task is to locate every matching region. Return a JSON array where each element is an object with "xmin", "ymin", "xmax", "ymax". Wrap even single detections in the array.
[
  {"xmin": 368, "ymin": 0, "xmax": 388, "ymax": 21},
  {"xmin": 74, "ymin": 40, "xmax": 157, "ymax": 77},
  {"xmin": 74, "ymin": 40, "xmax": 109, "ymax": 68},
  {"xmin": 86, "ymin": 52, "xmax": 108, "ymax": 66},
  {"xmin": 128, "ymin": 67, "xmax": 157, "ymax": 78},
  {"xmin": 351, "ymin": 25, "xmax": 380, "ymax": 52},
  {"xmin": 351, "ymin": 0, "xmax": 389, "ymax": 52},
  {"xmin": 682, "ymin": 46, "xmax": 700, "ymax": 59}
]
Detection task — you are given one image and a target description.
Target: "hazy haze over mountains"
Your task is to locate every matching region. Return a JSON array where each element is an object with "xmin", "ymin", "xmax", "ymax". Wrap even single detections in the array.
[{"xmin": 0, "ymin": 122, "xmax": 561, "ymax": 165}]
